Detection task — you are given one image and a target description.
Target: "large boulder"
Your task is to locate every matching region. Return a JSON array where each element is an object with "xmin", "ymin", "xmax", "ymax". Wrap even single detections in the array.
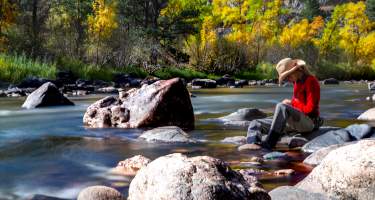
[
  {"xmin": 77, "ymin": 186, "xmax": 124, "ymax": 200},
  {"xmin": 139, "ymin": 126, "xmax": 197, "ymax": 143},
  {"xmin": 128, "ymin": 153, "xmax": 270, "ymax": 200},
  {"xmin": 215, "ymin": 74, "xmax": 235, "ymax": 86},
  {"xmin": 269, "ymin": 186, "xmax": 334, "ymax": 200},
  {"xmin": 303, "ymin": 142, "xmax": 355, "ymax": 166},
  {"xmin": 83, "ymin": 78, "xmax": 194, "ymax": 129},
  {"xmin": 358, "ymin": 108, "xmax": 375, "ymax": 120},
  {"xmin": 22, "ymin": 82, "xmax": 74, "ymax": 109},
  {"xmin": 297, "ymin": 139, "xmax": 375, "ymax": 199},
  {"xmin": 191, "ymin": 79, "xmax": 217, "ymax": 88}
]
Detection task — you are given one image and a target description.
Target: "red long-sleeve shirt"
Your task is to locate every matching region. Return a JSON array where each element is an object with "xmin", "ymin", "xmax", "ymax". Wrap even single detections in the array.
[{"xmin": 291, "ymin": 75, "xmax": 320, "ymax": 118}]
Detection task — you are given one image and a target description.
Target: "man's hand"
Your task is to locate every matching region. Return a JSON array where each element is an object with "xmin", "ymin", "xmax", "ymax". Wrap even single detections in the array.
[{"xmin": 282, "ymin": 99, "xmax": 291, "ymax": 105}]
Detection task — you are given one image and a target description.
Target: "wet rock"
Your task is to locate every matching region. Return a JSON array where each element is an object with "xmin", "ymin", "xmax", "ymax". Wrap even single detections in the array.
[
  {"xmin": 238, "ymin": 144, "xmax": 262, "ymax": 151},
  {"xmin": 55, "ymin": 70, "xmax": 76, "ymax": 87},
  {"xmin": 322, "ymin": 78, "xmax": 339, "ymax": 85},
  {"xmin": 77, "ymin": 185, "xmax": 124, "ymax": 200},
  {"xmin": 29, "ymin": 195, "xmax": 69, "ymax": 200},
  {"xmin": 270, "ymin": 186, "xmax": 334, "ymax": 200},
  {"xmin": 223, "ymin": 120, "xmax": 252, "ymax": 129},
  {"xmin": 265, "ymin": 83, "xmax": 277, "ymax": 87},
  {"xmin": 273, "ymin": 169, "xmax": 295, "ymax": 176},
  {"xmin": 345, "ymin": 123, "xmax": 372, "ymax": 140},
  {"xmin": 22, "ymin": 82, "xmax": 74, "ymax": 109},
  {"xmin": 141, "ymin": 76, "xmax": 160, "ymax": 86},
  {"xmin": 139, "ymin": 126, "xmax": 196, "ymax": 143},
  {"xmin": 219, "ymin": 108, "xmax": 267, "ymax": 122},
  {"xmin": 18, "ymin": 76, "xmax": 50, "ymax": 88},
  {"xmin": 128, "ymin": 153, "xmax": 270, "ymax": 200},
  {"xmin": 358, "ymin": 108, "xmax": 375, "ymax": 120},
  {"xmin": 221, "ymin": 136, "xmax": 247, "ymax": 145},
  {"xmin": 5, "ymin": 86, "xmax": 26, "ymax": 97},
  {"xmin": 297, "ymin": 140, "xmax": 375, "ymax": 199},
  {"xmin": 97, "ymin": 86, "xmax": 118, "ymax": 93},
  {"xmin": 83, "ymin": 78, "xmax": 194, "ymax": 129},
  {"xmin": 303, "ymin": 142, "xmax": 355, "ymax": 166},
  {"xmin": 288, "ymin": 136, "xmax": 308, "ymax": 148},
  {"xmin": 191, "ymin": 85, "xmax": 202, "ymax": 89},
  {"xmin": 263, "ymin": 152, "xmax": 288, "ymax": 160},
  {"xmin": 250, "ymin": 156, "xmax": 264, "ymax": 163},
  {"xmin": 216, "ymin": 74, "xmax": 235, "ymax": 86},
  {"xmin": 111, "ymin": 155, "xmax": 151, "ymax": 176},
  {"xmin": 0, "ymin": 90, "xmax": 5, "ymax": 97},
  {"xmin": 191, "ymin": 79, "xmax": 217, "ymax": 88},
  {"xmin": 301, "ymin": 129, "xmax": 352, "ymax": 153},
  {"xmin": 237, "ymin": 168, "xmax": 268, "ymax": 176},
  {"xmin": 368, "ymin": 82, "xmax": 375, "ymax": 91},
  {"xmin": 235, "ymin": 80, "xmax": 248, "ymax": 88}
]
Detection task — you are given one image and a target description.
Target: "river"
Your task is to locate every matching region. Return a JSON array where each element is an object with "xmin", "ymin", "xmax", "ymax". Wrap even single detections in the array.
[{"xmin": 0, "ymin": 84, "xmax": 372, "ymax": 199}]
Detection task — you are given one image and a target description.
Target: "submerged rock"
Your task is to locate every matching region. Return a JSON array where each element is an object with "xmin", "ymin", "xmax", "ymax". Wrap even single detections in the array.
[
  {"xmin": 139, "ymin": 126, "xmax": 196, "ymax": 143},
  {"xmin": 263, "ymin": 152, "xmax": 288, "ymax": 160},
  {"xmin": 238, "ymin": 143, "xmax": 262, "ymax": 151},
  {"xmin": 83, "ymin": 78, "xmax": 194, "ymax": 129},
  {"xmin": 77, "ymin": 186, "xmax": 124, "ymax": 200},
  {"xmin": 128, "ymin": 153, "xmax": 270, "ymax": 200},
  {"xmin": 29, "ymin": 195, "xmax": 69, "ymax": 200},
  {"xmin": 111, "ymin": 155, "xmax": 151, "ymax": 176},
  {"xmin": 221, "ymin": 136, "xmax": 247, "ymax": 145},
  {"xmin": 270, "ymin": 186, "xmax": 334, "ymax": 200},
  {"xmin": 297, "ymin": 139, "xmax": 375, "ymax": 199},
  {"xmin": 22, "ymin": 82, "xmax": 74, "ymax": 109}
]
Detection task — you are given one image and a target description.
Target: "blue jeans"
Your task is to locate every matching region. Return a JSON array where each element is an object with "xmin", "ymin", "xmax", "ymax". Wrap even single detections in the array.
[{"xmin": 247, "ymin": 103, "xmax": 315, "ymax": 146}]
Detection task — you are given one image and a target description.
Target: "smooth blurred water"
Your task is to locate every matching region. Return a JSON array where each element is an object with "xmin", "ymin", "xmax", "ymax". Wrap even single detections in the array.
[{"xmin": 0, "ymin": 84, "xmax": 373, "ymax": 199}]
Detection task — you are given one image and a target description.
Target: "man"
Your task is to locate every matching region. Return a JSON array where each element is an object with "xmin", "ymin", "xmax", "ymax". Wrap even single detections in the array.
[{"xmin": 246, "ymin": 58, "xmax": 322, "ymax": 149}]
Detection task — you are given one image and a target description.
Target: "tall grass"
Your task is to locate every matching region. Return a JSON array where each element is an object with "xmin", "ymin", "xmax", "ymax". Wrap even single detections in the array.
[
  {"xmin": 0, "ymin": 53, "xmax": 56, "ymax": 83},
  {"xmin": 153, "ymin": 67, "xmax": 207, "ymax": 81}
]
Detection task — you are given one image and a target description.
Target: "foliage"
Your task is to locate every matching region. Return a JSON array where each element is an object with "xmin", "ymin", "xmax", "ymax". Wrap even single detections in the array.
[
  {"xmin": 0, "ymin": 53, "xmax": 56, "ymax": 83},
  {"xmin": 153, "ymin": 66, "xmax": 207, "ymax": 80},
  {"xmin": 367, "ymin": 0, "xmax": 375, "ymax": 21},
  {"xmin": 301, "ymin": 0, "xmax": 321, "ymax": 21},
  {"xmin": 0, "ymin": 0, "xmax": 17, "ymax": 51}
]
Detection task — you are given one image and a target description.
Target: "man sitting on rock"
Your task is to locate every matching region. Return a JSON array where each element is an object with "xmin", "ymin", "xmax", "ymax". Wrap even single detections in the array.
[{"xmin": 247, "ymin": 58, "xmax": 323, "ymax": 149}]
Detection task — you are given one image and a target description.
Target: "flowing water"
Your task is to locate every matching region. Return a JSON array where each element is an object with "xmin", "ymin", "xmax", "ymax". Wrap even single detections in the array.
[{"xmin": 0, "ymin": 84, "xmax": 373, "ymax": 199}]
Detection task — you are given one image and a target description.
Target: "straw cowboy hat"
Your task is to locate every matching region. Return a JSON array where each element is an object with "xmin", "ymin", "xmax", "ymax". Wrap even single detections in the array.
[{"xmin": 276, "ymin": 58, "xmax": 307, "ymax": 84}]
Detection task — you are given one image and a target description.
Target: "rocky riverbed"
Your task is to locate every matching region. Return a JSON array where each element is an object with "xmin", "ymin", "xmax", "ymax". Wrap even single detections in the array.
[{"xmin": 1, "ymin": 78, "xmax": 375, "ymax": 199}]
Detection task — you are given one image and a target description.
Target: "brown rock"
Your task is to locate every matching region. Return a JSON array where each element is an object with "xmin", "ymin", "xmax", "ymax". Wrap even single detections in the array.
[
  {"xmin": 83, "ymin": 78, "xmax": 194, "ymax": 129},
  {"xmin": 77, "ymin": 185, "xmax": 124, "ymax": 200},
  {"xmin": 111, "ymin": 155, "xmax": 151, "ymax": 176},
  {"xmin": 238, "ymin": 144, "xmax": 262, "ymax": 151}
]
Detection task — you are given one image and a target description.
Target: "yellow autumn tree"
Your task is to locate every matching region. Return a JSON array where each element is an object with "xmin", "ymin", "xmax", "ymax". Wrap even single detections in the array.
[
  {"xmin": 280, "ymin": 16, "xmax": 324, "ymax": 49},
  {"xmin": 87, "ymin": 0, "xmax": 118, "ymax": 64},
  {"xmin": 338, "ymin": 2, "xmax": 374, "ymax": 63},
  {"xmin": 0, "ymin": 0, "xmax": 17, "ymax": 51}
]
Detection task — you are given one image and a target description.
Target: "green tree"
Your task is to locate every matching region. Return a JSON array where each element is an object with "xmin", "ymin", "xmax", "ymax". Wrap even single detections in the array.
[
  {"xmin": 301, "ymin": 0, "xmax": 321, "ymax": 21},
  {"xmin": 366, "ymin": 0, "xmax": 375, "ymax": 21}
]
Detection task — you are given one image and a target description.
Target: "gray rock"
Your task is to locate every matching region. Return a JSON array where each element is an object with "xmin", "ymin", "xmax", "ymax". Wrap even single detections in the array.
[
  {"xmin": 263, "ymin": 152, "xmax": 288, "ymax": 160},
  {"xmin": 22, "ymin": 82, "xmax": 74, "ymax": 109},
  {"xmin": 221, "ymin": 136, "xmax": 247, "ymax": 145},
  {"xmin": 269, "ymin": 186, "xmax": 335, "ymax": 200},
  {"xmin": 83, "ymin": 78, "xmax": 194, "ymax": 129},
  {"xmin": 219, "ymin": 108, "xmax": 267, "ymax": 121},
  {"xmin": 303, "ymin": 142, "xmax": 355, "ymax": 166},
  {"xmin": 128, "ymin": 153, "xmax": 270, "ymax": 200},
  {"xmin": 139, "ymin": 126, "xmax": 196, "ymax": 143},
  {"xmin": 345, "ymin": 123, "xmax": 372, "ymax": 140},
  {"xmin": 288, "ymin": 136, "xmax": 308, "ymax": 148},
  {"xmin": 368, "ymin": 82, "xmax": 375, "ymax": 90},
  {"xmin": 77, "ymin": 185, "xmax": 124, "ymax": 200},
  {"xmin": 302, "ymin": 129, "xmax": 352, "ymax": 153},
  {"xmin": 223, "ymin": 120, "xmax": 252, "ymax": 129},
  {"xmin": 297, "ymin": 139, "xmax": 375, "ymax": 200}
]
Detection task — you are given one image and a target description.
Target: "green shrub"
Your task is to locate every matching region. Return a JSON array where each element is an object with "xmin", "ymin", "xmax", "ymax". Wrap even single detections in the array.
[
  {"xmin": 0, "ymin": 53, "xmax": 56, "ymax": 83},
  {"xmin": 153, "ymin": 67, "xmax": 207, "ymax": 80}
]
